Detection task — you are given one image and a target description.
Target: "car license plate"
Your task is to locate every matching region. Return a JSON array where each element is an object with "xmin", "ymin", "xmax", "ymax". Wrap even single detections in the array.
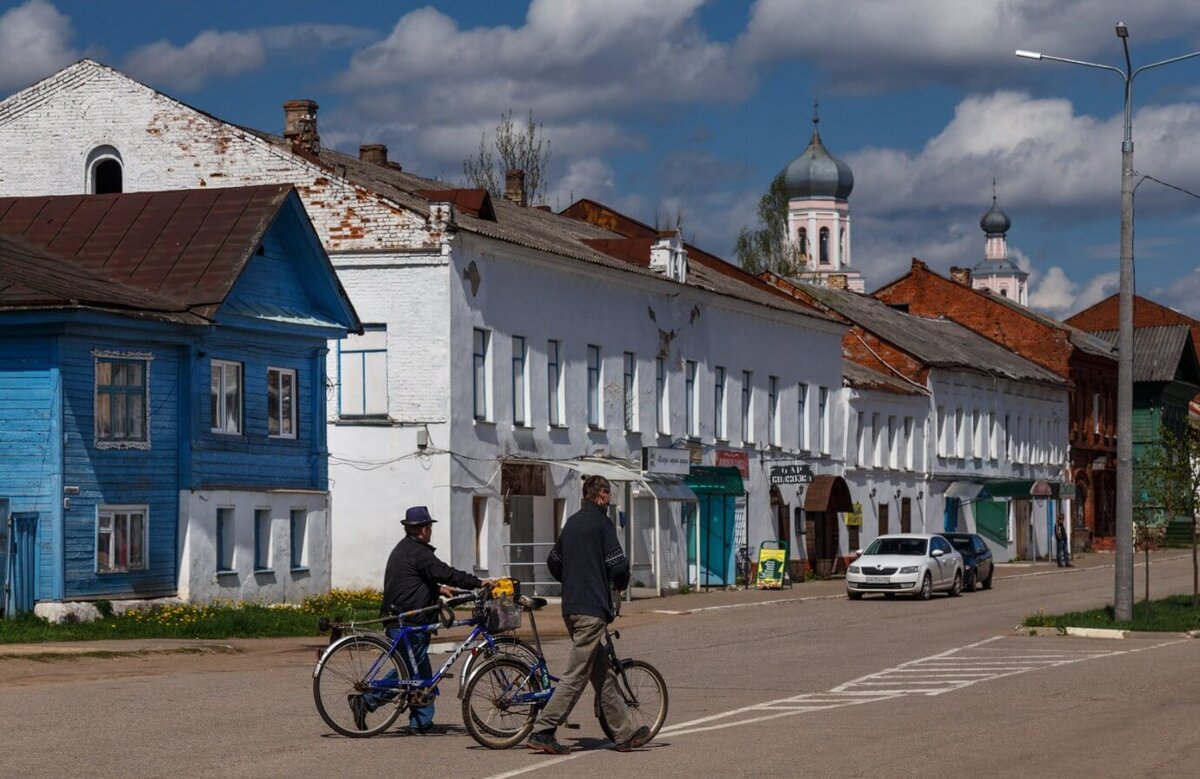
[{"xmin": 866, "ymin": 576, "xmax": 889, "ymax": 584}]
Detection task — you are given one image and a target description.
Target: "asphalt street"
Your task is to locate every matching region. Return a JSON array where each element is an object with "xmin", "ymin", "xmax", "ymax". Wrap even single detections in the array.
[{"xmin": 2, "ymin": 552, "xmax": 1197, "ymax": 779}]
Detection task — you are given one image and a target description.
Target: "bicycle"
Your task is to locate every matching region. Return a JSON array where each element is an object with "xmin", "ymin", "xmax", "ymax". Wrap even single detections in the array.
[
  {"xmin": 460, "ymin": 590, "xmax": 668, "ymax": 750},
  {"xmin": 312, "ymin": 583, "xmax": 540, "ymax": 738}
]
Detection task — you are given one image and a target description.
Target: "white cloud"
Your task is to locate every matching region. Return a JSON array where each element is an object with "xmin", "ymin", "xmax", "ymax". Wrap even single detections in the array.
[
  {"xmin": 740, "ymin": 0, "xmax": 1200, "ymax": 92},
  {"xmin": 0, "ymin": 0, "xmax": 77, "ymax": 92},
  {"xmin": 122, "ymin": 24, "xmax": 373, "ymax": 92},
  {"xmin": 1026, "ymin": 265, "xmax": 1118, "ymax": 316}
]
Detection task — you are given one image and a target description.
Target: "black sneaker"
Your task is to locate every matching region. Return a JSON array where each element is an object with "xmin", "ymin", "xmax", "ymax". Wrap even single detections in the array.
[
  {"xmin": 348, "ymin": 694, "xmax": 368, "ymax": 731},
  {"xmin": 613, "ymin": 725, "xmax": 652, "ymax": 752},
  {"xmin": 527, "ymin": 732, "xmax": 571, "ymax": 755}
]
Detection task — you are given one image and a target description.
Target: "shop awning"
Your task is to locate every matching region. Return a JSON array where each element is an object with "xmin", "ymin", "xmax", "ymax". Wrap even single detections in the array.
[
  {"xmin": 944, "ymin": 481, "xmax": 988, "ymax": 501},
  {"xmin": 803, "ymin": 474, "xmax": 853, "ymax": 513},
  {"xmin": 551, "ymin": 457, "xmax": 644, "ymax": 482},
  {"xmin": 983, "ymin": 479, "xmax": 1061, "ymax": 498},
  {"xmin": 632, "ymin": 475, "xmax": 697, "ymax": 502},
  {"xmin": 684, "ymin": 466, "xmax": 745, "ymax": 496}
]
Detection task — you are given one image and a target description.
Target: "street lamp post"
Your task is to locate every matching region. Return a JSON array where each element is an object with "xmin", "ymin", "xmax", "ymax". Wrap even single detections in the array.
[{"xmin": 1017, "ymin": 25, "xmax": 1200, "ymax": 621}]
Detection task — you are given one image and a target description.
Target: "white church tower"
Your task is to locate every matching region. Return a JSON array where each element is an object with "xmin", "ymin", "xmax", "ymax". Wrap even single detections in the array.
[
  {"xmin": 971, "ymin": 183, "xmax": 1027, "ymax": 304},
  {"xmin": 783, "ymin": 103, "xmax": 864, "ymax": 292}
]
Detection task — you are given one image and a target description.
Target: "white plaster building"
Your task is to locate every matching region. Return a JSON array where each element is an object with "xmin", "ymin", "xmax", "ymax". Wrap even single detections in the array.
[{"xmin": 0, "ymin": 60, "xmax": 851, "ymax": 595}]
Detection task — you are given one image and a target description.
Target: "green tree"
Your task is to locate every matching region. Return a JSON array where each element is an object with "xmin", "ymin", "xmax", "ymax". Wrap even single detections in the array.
[
  {"xmin": 734, "ymin": 172, "xmax": 804, "ymax": 276},
  {"xmin": 462, "ymin": 109, "xmax": 551, "ymax": 206},
  {"xmin": 1139, "ymin": 421, "xmax": 1200, "ymax": 607}
]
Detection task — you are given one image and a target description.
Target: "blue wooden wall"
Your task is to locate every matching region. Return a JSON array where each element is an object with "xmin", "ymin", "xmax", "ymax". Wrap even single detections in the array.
[
  {"xmin": 0, "ymin": 335, "xmax": 62, "ymax": 600},
  {"xmin": 58, "ymin": 334, "xmax": 180, "ymax": 599}
]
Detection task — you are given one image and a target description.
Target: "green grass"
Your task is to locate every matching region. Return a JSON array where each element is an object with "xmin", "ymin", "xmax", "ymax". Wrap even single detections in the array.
[
  {"xmin": 1023, "ymin": 593, "xmax": 1200, "ymax": 632},
  {"xmin": 0, "ymin": 589, "xmax": 382, "ymax": 644}
]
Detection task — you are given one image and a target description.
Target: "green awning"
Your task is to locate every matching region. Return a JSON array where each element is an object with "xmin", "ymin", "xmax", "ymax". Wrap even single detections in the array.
[
  {"xmin": 684, "ymin": 466, "xmax": 745, "ymax": 496},
  {"xmin": 983, "ymin": 479, "xmax": 1060, "ymax": 499}
]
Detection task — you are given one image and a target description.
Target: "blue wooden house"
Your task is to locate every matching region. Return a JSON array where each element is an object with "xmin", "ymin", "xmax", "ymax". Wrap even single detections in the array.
[{"xmin": 0, "ymin": 185, "xmax": 359, "ymax": 613}]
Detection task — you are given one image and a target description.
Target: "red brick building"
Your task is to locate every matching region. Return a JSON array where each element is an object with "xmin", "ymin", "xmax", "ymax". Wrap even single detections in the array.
[
  {"xmin": 1066, "ymin": 293, "xmax": 1200, "ymax": 365},
  {"xmin": 875, "ymin": 260, "xmax": 1118, "ymax": 546}
]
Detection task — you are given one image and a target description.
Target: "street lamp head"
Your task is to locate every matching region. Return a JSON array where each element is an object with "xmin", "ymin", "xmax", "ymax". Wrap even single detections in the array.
[
  {"xmin": 1015, "ymin": 49, "xmax": 1043, "ymax": 60},
  {"xmin": 1116, "ymin": 22, "xmax": 1129, "ymax": 39}
]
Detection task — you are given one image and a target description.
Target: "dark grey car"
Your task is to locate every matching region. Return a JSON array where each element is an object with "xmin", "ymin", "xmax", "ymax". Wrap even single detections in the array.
[{"xmin": 938, "ymin": 533, "xmax": 994, "ymax": 592}]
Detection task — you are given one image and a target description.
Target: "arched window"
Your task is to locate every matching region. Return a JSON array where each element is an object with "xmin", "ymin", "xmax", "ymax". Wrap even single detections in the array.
[
  {"xmin": 797, "ymin": 228, "xmax": 808, "ymax": 258},
  {"xmin": 86, "ymin": 145, "xmax": 124, "ymax": 194},
  {"xmin": 998, "ymin": 286, "xmax": 1009, "ymax": 298},
  {"xmin": 839, "ymin": 228, "xmax": 846, "ymax": 263},
  {"xmin": 819, "ymin": 227, "xmax": 830, "ymax": 265}
]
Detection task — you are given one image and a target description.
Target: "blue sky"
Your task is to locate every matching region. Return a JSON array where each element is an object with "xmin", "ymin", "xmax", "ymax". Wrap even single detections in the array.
[{"xmin": 6, "ymin": 1, "xmax": 1200, "ymax": 317}]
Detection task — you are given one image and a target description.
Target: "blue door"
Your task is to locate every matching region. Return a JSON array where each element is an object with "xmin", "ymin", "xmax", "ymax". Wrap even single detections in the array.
[{"xmin": 5, "ymin": 511, "xmax": 38, "ymax": 616}]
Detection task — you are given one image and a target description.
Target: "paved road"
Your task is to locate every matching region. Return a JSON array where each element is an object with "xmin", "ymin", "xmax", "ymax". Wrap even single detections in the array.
[{"xmin": 2, "ymin": 553, "xmax": 1197, "ymax": 778}]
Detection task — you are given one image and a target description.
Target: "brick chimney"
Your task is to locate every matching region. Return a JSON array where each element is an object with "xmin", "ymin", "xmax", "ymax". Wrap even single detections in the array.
[
  {"xmin": 828, "ymin": 274, "xmax": 849, "ymax": 290},
  {"xmin": 359, "ymin": 144, "xmax": 388, "ymax": 166},
  {"xmin": 283, "ymin": 99, "xmax": 320, "ymax": 153},
  {"xmin": 911, "ymin": 258, "xmax": 927, "ymax": 271},
  {"xmin": 504, "ymin": 169, "xmax": 527, "ymax": 207},
  {"xmin": 949, "ymin": 266, "xmax": 972, "ymax": 286}
]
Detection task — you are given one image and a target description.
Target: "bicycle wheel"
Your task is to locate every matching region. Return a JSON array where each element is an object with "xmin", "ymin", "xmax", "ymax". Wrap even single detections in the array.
[
  {"xmin": 313, "ymin": 633, "xmax": 407, "ymax": 737},
  {"xmin": 599, "ymin": 660, "xmax": 668, "ymax": 744},
  {"xmin": 461, "ymin": 656, "xmax": 544, "ymax": 749},
  {"xmin": 461, "ymin": 635, "xmax": 540, "ymax": 688}
]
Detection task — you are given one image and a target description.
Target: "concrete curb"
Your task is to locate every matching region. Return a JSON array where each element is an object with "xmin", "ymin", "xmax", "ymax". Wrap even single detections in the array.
[
  {"xmin": 0, "ymin": 642, "xmax": 237, "ymax": 660},
  {"xmin": 1065, "ymin": 627, "xmax": 1128, "ymax": 639},
  {"xmin": 1017, "ymin": 625, "xmax": 1200, "ymax": 640}
]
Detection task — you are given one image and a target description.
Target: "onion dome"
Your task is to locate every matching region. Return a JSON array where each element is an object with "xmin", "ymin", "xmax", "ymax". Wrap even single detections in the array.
[
  {"xmin": 980, "ymin": 192, "xmax": 1011, "ymax": 235},
  {"xmin": 782, "ymin": 105, "xmax": 854, "ymax": 201}
]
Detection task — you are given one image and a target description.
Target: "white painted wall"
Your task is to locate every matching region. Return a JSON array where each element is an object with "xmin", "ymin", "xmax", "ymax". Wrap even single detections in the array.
[{"xmin": 177, "ymin": 489, "xmax": 330, "ymax": 603}]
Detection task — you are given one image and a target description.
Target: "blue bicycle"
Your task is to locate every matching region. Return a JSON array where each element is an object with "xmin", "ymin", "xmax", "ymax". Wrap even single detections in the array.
[{"xmin": 312, "ymin": 585, "xmax": 544, "ymax": 739}]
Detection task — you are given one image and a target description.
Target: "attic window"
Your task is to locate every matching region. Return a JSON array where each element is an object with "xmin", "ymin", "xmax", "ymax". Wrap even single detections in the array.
[{"xmin": 86, "ymin": 145, "xmax": 124, "ymax": 194}]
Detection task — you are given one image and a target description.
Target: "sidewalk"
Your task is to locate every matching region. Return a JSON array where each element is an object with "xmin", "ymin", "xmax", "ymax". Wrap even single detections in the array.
[{"xmin": 0, "ymin": 551, "xmax": 1176, "ymax": 659}]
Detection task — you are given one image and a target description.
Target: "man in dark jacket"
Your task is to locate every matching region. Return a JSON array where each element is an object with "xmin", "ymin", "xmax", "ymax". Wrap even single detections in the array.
[
  {"xmin": 374, "ymin": 505, "xmax": 486, "ymax": 734},
  {"xmin": 526, "ymin": 476, "xmax": 651, "ymax": 755}
]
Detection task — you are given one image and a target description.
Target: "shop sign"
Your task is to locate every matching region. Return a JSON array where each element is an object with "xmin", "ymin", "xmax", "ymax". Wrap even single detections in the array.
[
  {"xmin": 769, "ymin": 463, "xmax": 813, "ymax": 485},
  {"xmin": 715, "ymin": 449, "xmax": 750, "ymax": 478},
  {"xmin": 687, "ymin": 442, "xmax": 704, "ymax": 465},
  {"xmin": 642, "ymin": 446, "xmax": 691, "ymax": 476},
  {"xmin": 844, "ymin": 502, "xmax": 863, "ymax": 527}
]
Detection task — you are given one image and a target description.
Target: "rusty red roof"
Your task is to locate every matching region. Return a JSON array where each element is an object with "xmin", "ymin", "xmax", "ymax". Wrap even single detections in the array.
[{"xmin": 0, "ymin": 185, "xmax": 294, "ymax": 321}]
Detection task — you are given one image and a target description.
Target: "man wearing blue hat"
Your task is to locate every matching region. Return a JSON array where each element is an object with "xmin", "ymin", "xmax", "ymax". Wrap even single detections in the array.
[{"xmin": 375, "ymin": 505, "xmax": 490, "ymax": 734}]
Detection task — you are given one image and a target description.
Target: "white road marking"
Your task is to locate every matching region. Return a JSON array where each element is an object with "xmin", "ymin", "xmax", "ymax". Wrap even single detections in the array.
[{"xmin": 483, "ymin": 634, "xmax": 1190, "ymax": 779}]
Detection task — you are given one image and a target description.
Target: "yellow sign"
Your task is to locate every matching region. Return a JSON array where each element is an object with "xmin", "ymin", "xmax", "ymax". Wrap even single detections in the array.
[
  {"xmin": 756, "ymin": 547, "xmax": 787, "ymax": 589},
  {"xmin": 844, "ymin": 502, "xmax": 863, "ymax": 527}
]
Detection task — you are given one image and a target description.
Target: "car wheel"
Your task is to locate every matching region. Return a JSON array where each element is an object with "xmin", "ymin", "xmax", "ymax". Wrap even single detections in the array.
[
  {"xmin": 982, "ymin": 567, "xmax": 994, "ymax": 590},
  {"xmin": 847, "ymin": 590, "xmax": 863, "ymax": 600},
  {"xmin": 964, "ymin": 570, "xmax": 976, "ymax": 592},
  {"xmin": 949, "ymin": 571, "xmax": 962, "ymax": 597},
  {"xmin": 917, "ymin": 573, "xmax": 932, "ymax": 601}
]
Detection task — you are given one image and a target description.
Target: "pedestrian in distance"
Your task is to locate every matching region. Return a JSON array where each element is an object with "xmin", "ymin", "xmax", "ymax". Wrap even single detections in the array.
[
  {"xmin": 1054, "ymin": 516, "xmax": 1073, "ymax": 568},
  {"xmin": 526, "ymin": 475, "xmax": 653, "ymax": 756},
  {"xmin": 366, "ymin": 505, "xmax": 491, "ymax": 735}
]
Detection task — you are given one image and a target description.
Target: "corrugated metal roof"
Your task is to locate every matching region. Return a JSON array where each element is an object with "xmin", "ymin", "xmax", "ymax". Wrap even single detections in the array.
[
  {"xmin": 842, "ymin": 361, "xmax": 927, "ymax": 396},
  {"xmin": 0, "ymin": 185, "xmax": 293, "ymax": 322},
  {"xmin": 1091, "ymin": 325, "xmax": 1193, "ymax": 382},
  {"xmin": 799, "ymin": 284, "xmax": 1064, "ymax": 385}
]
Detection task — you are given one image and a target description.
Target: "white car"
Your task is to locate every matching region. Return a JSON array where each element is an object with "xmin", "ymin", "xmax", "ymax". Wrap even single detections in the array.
[{"xmin": 846, "ymin": 533, "xmax": 964, "ymax": 600}]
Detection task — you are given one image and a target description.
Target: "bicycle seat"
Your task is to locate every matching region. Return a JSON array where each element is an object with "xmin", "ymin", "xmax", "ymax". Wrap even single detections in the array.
[{"xmin": 516, "ymin": 595, "xmax": 547, "ymax": 610}]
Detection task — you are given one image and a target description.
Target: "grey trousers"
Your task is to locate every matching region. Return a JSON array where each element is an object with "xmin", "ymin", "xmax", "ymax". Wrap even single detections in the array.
[{"xmin": 532, "ymin": 613, "xmax": 634, "ymax": 742}]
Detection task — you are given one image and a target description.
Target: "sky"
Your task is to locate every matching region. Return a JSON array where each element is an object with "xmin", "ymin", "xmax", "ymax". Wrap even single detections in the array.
[{"xmin": 5, "ymin": 0, "xmax": 1200, "ymax": 318}]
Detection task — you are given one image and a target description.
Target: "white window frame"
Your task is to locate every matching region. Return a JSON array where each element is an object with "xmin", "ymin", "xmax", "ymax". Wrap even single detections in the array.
[
  {"xmin": 337, "ymin": 324, "xmax": 388, "ymax": 418},
  {"xmin": 768, "ymin": 375, "xmax": 779, "ymax": 447},
  {"xmin": 904, "ymin": 416, "xmax": 915, "ymax": 470},
  {"xmin": 817, "ymin": 386, "xmax": 828, "ymax": 454},
  {"xmin": 872, "ymin": 412, "xmax": 883, "ymax": 468},
  {"xmin": 93, "ymin": 350, "xmax": 152, "ymax": 450},
  {"xmin": 686, "ymin": 360, "xmax": 698, "ymax": 438},
  {"xmin": 290, "ymin": 508, "xmax": 308, "ymax": 570},
  {"xmin": 512, "ymin": 335, "xmax": 528, "ymax": 427},
  {"xmin": 547, "ymin": 339, "xmax": 563, "ymax": 427},
  {"xmin": 86, "ymin": 144, "xmax": 124, "ymax": 194},
  {"xmin": 96, "ymin": 504, "xmax": 148, "ymax": 573},
  {"xmin": 623, "ymin": 352, "xmax": 638, "ymax": 432},
  {"xmin": 254, "ymin": 508, "xmax": 272, "ymax": 571},
  {"xmin": 216, "ymin": 506, "xmax": 236, "ymax": 574},
  {"xmin": 656, "ymin": 356, "xmax": 669, "ymax": 435},
  {"xmin": 473, "ymin": 328, "xmax": 492, "ymax": 421},
  {"xmin": 587, "ymin": 344, "xmax": 603, "ymax": 430},
  {"xmin": 714, "ymin": 366, "xmax": 727, "ymax": 440},
  {"xmin": 742, "ymin": 371, "xmax": 753, "ymax": 444},
  {"xmin": 211, "ymin": 359, "xmax": 243, "ymax": 435},
  {"xmin": 267, "ymin": 367, "xmax": 297, "ymax": 439},
  {"xmin": 797, "ymin": 382, "xmax": 808, "ymax": 450},
  {"xmin": 855, "ymin": 412, "xmax": 866, "ymax": 467}
]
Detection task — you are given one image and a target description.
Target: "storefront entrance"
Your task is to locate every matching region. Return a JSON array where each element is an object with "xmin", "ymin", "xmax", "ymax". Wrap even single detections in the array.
[{"xmin": 684, "ymin": 467, "xmax": 744, "ymax": 589}]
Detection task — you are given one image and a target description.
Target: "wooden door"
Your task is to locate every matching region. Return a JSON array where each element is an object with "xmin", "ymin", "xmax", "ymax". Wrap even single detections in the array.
[
  {"xmin": 901, "ymin": 498, "xmax": 912, "ymax": 533},
  {"xmin": 878, "ymin": 502, "xmax": 889, "ymax": 539}
]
